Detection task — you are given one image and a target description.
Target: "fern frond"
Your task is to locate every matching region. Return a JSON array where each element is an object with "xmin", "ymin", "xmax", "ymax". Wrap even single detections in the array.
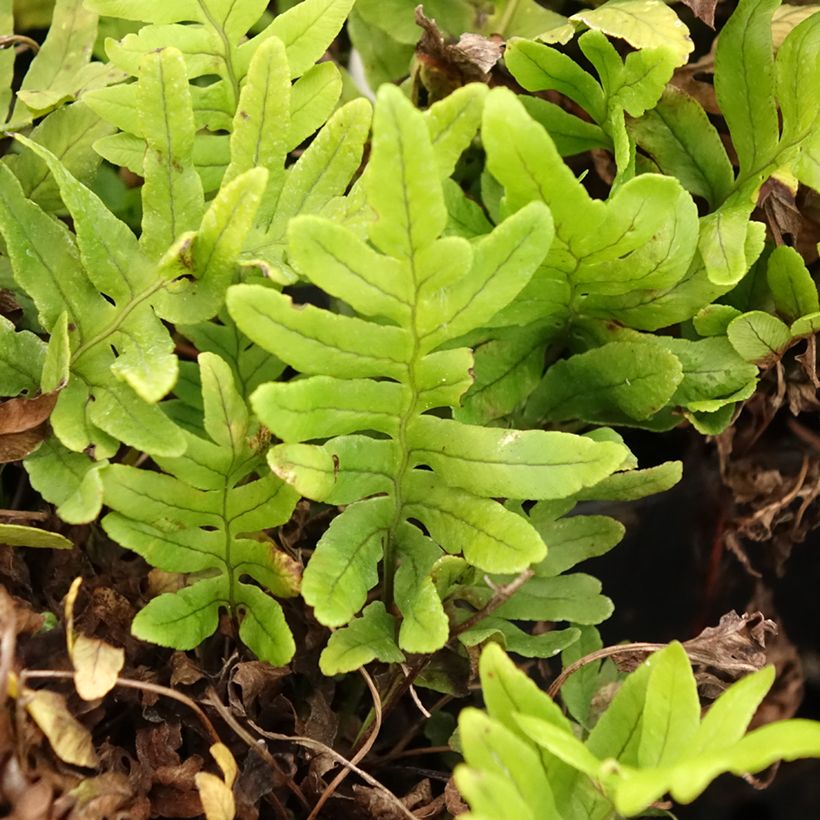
[
  {"xmin": 228, "ymin": 85, "xmax": 630, "ymax": 672},
  {"xmin": 102, "ymin": 353, "xmax": 299, "ymax": 665}
]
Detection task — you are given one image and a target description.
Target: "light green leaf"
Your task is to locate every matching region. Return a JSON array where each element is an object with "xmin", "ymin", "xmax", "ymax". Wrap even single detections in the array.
[
  {"xmin": 0, "ymin": 161, "xmax": 102, "ymax": 332},
  {"xmin": 156, "ymin": 168, "xmax": 268, "ymax": 323},
  {"xmin": 638, "ymin": 642, "xmax": 700, "ymax": 768},
  {"xmin": 570, "ymin": 0, "xmax": 694, "ymax": 67},
  {"xmin": 656, "ymin": 337, "xmax": 759, "ymax": 409},
  {"xmin": 666, "ymin": 719, "xmax": 820, "ymax": 805},
  {"xmin": 138, "ymin": 47, "xmax": 205, "ymax": 259},
  {"xmin": 520, "ymin": 96, "xmax": 609, "ymax": 157},
  {"xmin": 243, "ymin": 0, "xmax": 356, "ymax": 79},
  {"xmin": 460, "ymin": 709, "xmax": 558, "ymax": 814},
  {"xmin": 692, "ymin": 666, "xmax": 775, "ymax": 755},
  {"xmin": 103, "ymin": 354, "xmax": 298, "ymax": 664},
  {"xmin": 223, "ymin": 37, "xmax": 290, "ymax": 189},
  {"xmin": 4, "ymin": 103, "xmax": 115, "ymax": 213},
  {"xmin": 505, "ymin": 39, "xmax": 606, "ymax": 122},
  {"xmin": 301, "ymin": 498, "xmax": 391, "ymax": 627},
  {"xmin": 456, "ymin": 323, "xmax": 548, "ymax": 425},
  {"xmin": 0, "ymin": 524, "xmax": 72, "ymax": 550},
  {"xmin": 693, "ymin": 304, "xmax": 743, "ymax": 336},
  {"xmin": 767, "ymin": 245, "xmax": 819, "ymax": 322},
  {"xmin": 700, "ymin": 204, "xmax": 764, "ymax": 286},
  {"xmin": 492, "ymin": 574, "xmax": 613, "ymax": 625},
  {"xmin": 560, "ymin": 626, "xmax": 607, "ymax": 727},
  {"xmin": 727, "ymin": 310, "xmax": 793, "ymax": 363},
  {"xmin": 527, "ymin": 342, "xmax": 683, "ymax": 424},
  {"xmin": 288, "ymin": 61, "xmax": 342, "ymax": 150},
  {"xmin": 367, "ymin": 84, "xmax": 445, "ymax": 260},
  {"xmin": 284, "ymin": 219, "xmax": 412, "ymax": 324},
  {"xmin": 454, "ymin": 765, "xmax": 536, "ymax": 820},
  {"xmin": 131, "ymin": 577, "xmax": 225, "ymax": 650},
  {"xmin": 404, "ymin": 471, "xmax": 546, "ymax": 573},
  {"xmin": 15, "ymin": 0, "xmax": 101, "ymax": 115},
  {"xmin": 459, "ymin": 619, "xmax": 580, "ymax": 660},
  {"xmin": 320, "ymin": 601, "xmax": 404, "ymax": 675},
  {"xmin": 425, "ymin": 84, "xmax": 488, "ymax": 179},
  {"xmin": 408, "ymin": 416, "xmax": 627, "ymax": 500},
  {"xmin": 575, "ymin": 460, "xmax": 682, "ymax": 502},
  {"xmin": 394, "ymin": 523, "xmax": 448, "ymax": 653},
  {"xmin": 534, "ymin": 515, "xmax": 625, "ymax": 577},
  {"xmin": 0, "ymin": 319, "xmax": 45, "ymax": 395},
  {"xmin": 0, "ymin": 0, "xmax": 13, "ymax": 120},
  {"xmin": 714, "ymin": 0, "xmax": 779, "ymax": 174},
  {"xmin": 347, "ymin": 9, "xmax": 413, "ymax": 89},
  {"xmin": 480, "ymin": 641, "xmax": 573, "ymax": 734},
  {"xmin": 252, "ymin": 376, "xmax": 405, "ymax": 441},
  {"xmin": 627, "ymin": 86, "xmax": 734, "ymax": 208},
  {"xmin": 268, "ymin": 437, "xmax": 396, "ymax": 505},
  {"xmin": 25, "ymin": 439, "xmax": 107, "ymax": 524},
  {"xmin": 419, "ymin": 202, "xmax": 554, "ymax": 349},
  {"xmin": 587, "ymin": 662, "xmax": 651, "ymax": 765},
  {"xmin": 231, "ymin": 286, "xmax": 412, "ymax": 380},
  {"xmin": 267, "ymin": 97, "xmax": 372, "ymax": 234},
  {"xmin": 236, "ymin": 583, "xmax": 295, "ymax": 667}
]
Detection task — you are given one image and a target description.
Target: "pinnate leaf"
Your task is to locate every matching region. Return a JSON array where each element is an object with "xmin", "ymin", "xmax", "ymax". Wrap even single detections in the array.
[
  {"xmin": 103, "ymin": 354, "xmax": 299, "ymax": 665},
  {"xmin": 229, "ymin": 85, "xmax": 628, "ymax": 663}
]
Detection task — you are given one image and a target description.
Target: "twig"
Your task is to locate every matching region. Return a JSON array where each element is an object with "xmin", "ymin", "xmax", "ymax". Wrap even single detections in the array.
[
  {"xmin": 0, "ymin": 509, "xmax": 49, "ymax": 522},
  {"xmin": 371, "ymin": 744, "xmax": 453, "ymax": 767},
  {"xmin": 0, "ymin": 34, "xmax": 40, "ymax": 54},
  {"xmin": 20, "ymin": 670, "xmax": 221, "ymax": 745},
  {"xmin": 383, "ymin": 694, "xmax": 453, "ymax": 761},
  {"xmin": 307, "ymin": 667, "xmax": 384, "ymax": 820},
  {"xmin": 450, "ymin": 568, "xmax": 535, "ymax": 639},
  {"xmin": 375, "ymin": 567, "xmax": 537, "ymax": 728},
  {"xmin": 205, "ymin": 686, "xmax": 307, "ymax": 819},
  {"xmin": 244, "ymin": 715, "xmax": 416, "ymax": 820},
  {"xmin": 547, "ymin": 643, "xmax": 664, "ymax": 699}
]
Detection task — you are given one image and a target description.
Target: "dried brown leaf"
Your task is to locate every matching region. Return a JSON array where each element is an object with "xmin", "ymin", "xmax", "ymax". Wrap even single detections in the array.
[
  {"xmin": 679, "ymin": 0, "xmax": 719, "ymax": 27},
  {"xmin": 758, "ymin": 175, "xmax": 802, "ymax": 244},
  {"xmin": 0, "ymin": 426, "xmax": 51, "ymax": 464},
  {"xmin": 413, "ymin": 6, "xmax": 502, "ymax": 102},
  {"xmin": 170, "ymin": 652, "xmax": 205, "ymax": 687},
  {"xmin": 682, "ymin": 610, "xmax": 777, "ymax": 694},
  {"xmin": 0, "ymin": 392, "xmax": 57, "ymax": 435}
]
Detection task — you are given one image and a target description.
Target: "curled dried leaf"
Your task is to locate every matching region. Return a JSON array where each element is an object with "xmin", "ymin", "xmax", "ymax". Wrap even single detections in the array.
[{"xmin": 413, "ymin": 6, "xmax": 503, "ymax": 102}]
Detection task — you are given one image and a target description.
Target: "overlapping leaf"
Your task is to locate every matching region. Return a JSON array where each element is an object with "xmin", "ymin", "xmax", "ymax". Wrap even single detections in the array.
[
  {"xmin": 2, "ymin": 0, "xmax": 125, "ymax": 128},
  {"xmin": 102, "ymin": 353, "xmax": 300, "ymax": 665},
  {"xmin": 505, "ymin": 0, "xmax": 693, "ymax": 182},
  {"xmin": 0, "ymin": 60, "xmax": 267, "ymax": 520},
  {"xmin": 85, "ymin": 0, "xmax": 355, "ymax": 206},
  {"xmin": 457, "ymin": 642, "xmax": 820, "ymax": 818},
  {"xmin": 228, "ymin": 85, "xmax": 631, "ymax": 672}
]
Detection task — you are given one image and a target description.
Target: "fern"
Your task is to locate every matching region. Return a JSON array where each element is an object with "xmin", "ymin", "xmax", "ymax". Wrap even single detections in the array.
[
  {"xmin": 457, "ymin": 643, "xmax": 820, "ymax": 818},
  {"xmin": 449, "ymin": 454, "xmax": 683, "ymax": 660},
  {"xmin": 0, "ymin": 79, "xmax": 266, "ymax": 521},
  {"xmin": 84, "ymin": 0, "xmax": 373, "ymax": 289},
  {"xmin": 101, "ymin": 353, "xmax": 300, "ymax": 665},
  {"xmin": 1, "ymin": 0, "xmax": 125, "ymax": 128},
  {"xmin": 227, "ymin": 85, "xmax": 633, "ymax": 674}
]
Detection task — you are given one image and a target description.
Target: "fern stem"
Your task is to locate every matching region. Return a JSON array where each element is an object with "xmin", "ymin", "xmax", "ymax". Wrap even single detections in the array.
[{"xmin": 197, "ymin": 0, "xmax": 241, "ymax": 108}]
